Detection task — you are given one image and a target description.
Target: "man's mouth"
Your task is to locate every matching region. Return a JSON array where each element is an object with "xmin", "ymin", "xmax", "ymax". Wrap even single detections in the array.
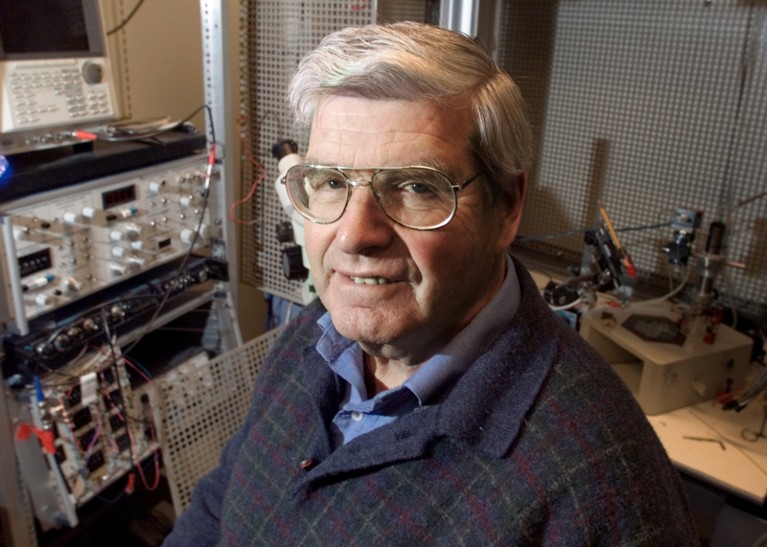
[{"xmin": 350, "ymin": 276, "xmax": 392, "ymax": 285}]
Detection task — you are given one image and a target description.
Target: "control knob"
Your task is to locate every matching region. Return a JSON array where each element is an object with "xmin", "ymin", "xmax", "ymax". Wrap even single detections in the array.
[
  {"xmin": 180, "ymin": 228, "xmax": 196, "ymax": 245},
  {"xmin": 63, "ymin": 212, "xmax": 79, "ymax": 224},
  {"xmin": 34, "ymin": 293, "xmax": 53, "ymax": 307},
  {"xmin": 82, "ymin": 61, "xmax": 104, "ymax": 85},
  {"xmin": 281, "ymin": 246, "xmax": 308, "ymax": 280},
  {"xmin": 82, "ymin": 318, "xmax": 99, "ymax": 332},
  {"xmin": 128, "ymin": 256, "xmax": 147, "ymax": 268},
  {"xmin": 67, "ymin": 277, "xmax": 84, "ymax": 292},
  {"xmin": 148, "ymin": 181, "xmax": 165, "ymax": 193},
  {"xmin": 109, "ymin": 262, "xmax": 128, "ymax": 276},
  {"xmin": 110, "ymin": 305, "xmax": 126, "ymax": 321},
  {"xmin": 111, "ymin": 246, "xmax": 126, "ymax": 258},
  {"xmin": 125, "ymin": 222, "xmax": 142, "ymax": 237},
  {"xmin": 23, "ymin": 274, "xmax": 55, "ymax": 292},
  {"xmin": 53, "ymin": 334, "xmax": 70, "ymax": 352}
]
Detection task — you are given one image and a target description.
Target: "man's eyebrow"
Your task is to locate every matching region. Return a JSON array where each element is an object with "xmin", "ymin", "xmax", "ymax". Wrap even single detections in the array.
[
  {"xmin": 302, "ymin": 156, "xmax": 324, "ymax": 165},
  {"xmin": 411, "ymin": 158, "xmax": 448, "ymax": 170},
  {"xmin": 411, "ymin": 158, "xmax": 464, "ymax": 180},
  {"xmin": 299, "ymin": 157, "xmax": 457, "ymax": 175}
]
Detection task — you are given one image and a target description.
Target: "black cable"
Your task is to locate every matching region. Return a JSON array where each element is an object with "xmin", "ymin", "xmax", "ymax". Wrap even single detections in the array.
[
  {"xmin": 27, "ymin": 293, "xmax": 164, "ymax": 367},
  {"xmin": 106, "ymin": 0, "xmax": 147, "ymax": 36},
  {"xmin": 121, "ymin": 104, "xmax": 217, "ymax": 356},
  {"xmin": 719, "ymin": 2, "xmax": 756, "ymax": 222},
  {"xmin": 97, "ymin": 103, "xmax": 211, "ymax": 143},
  {"xmin": 517, "ymin": 221, "xmax": 672, "ymax": 243},
  {"xmin": 736, "ymin": 190, "xmax": 767, "ymax": 210},
  {"xmin": 101, "ymin": 312, "xmax": 139, "ymax": 477}
]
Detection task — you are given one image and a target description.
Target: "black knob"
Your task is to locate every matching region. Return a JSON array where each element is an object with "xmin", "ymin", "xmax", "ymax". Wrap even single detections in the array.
[
  {"xmin": 281, "ymin": 246, "xmax": 308, "ymax": 280},
  {"xmin": 82, "ymin": 61, "xmax": 104, "ymax": 85},
  {"xmin": 706, "ymin": 221, "xmax": 725, "ymax": 255},
  {"xmin": 272, "ymin": 139, "xmax": 298, "ymax": 161},
  {"xmin": 275, "ymin": 221, "xmax": 294, "ymax": 243}
]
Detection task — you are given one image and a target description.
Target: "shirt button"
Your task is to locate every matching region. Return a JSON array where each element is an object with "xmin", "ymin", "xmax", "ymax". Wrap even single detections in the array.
[
  {"xmin": 299, "ymin": 458, "xmax": 314, "ymax": 471},
  {"xmin": 351, "ymin": 411, "xmax": 363, "ymax": 422}
]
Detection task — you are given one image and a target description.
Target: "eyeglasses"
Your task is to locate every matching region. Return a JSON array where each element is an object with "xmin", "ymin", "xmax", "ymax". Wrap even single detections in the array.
[{"xmin": 281, "ymin": 164, "xmax": 482, "ymax": 230}]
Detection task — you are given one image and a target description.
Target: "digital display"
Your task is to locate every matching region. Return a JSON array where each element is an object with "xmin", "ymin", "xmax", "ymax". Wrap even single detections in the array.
[
  {"xmin": 18, "ymin": 247, "xmax": 52, "ymax": 277},
  {"xmin": 0, "ymin": 1, "xmax": 91, "ymax": 56},
  {"xmin": 102, "ymin": 185, "xmax": 136, "ymax": 209}
]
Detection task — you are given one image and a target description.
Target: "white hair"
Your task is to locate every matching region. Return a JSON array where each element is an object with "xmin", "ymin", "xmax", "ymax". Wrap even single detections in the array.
[{"xmin": 288, "ymin": 22, "xmax": 534, "ymax": 203}]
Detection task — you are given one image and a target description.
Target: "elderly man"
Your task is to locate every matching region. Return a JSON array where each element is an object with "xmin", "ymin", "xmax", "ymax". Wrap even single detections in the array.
[{"xmin": 164, "ymin": 22, "xmax": 696, "ymax": 545}]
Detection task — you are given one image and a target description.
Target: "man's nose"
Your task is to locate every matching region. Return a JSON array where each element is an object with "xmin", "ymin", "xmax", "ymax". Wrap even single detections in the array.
[{"xmin": 335, "ymin": 185, "xmax": 393, "ymax": 252}]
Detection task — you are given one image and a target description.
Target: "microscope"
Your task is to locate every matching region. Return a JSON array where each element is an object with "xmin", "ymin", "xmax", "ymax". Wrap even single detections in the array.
[{"xmin": 272, "ymin": 139, "xmax": 316, "ymax": 305}]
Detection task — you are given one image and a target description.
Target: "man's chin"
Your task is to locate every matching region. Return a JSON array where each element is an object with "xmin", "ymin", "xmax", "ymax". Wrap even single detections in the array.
[{"xmin": 329, "ymin": 307, "xmax": 401, "ymax": 344}]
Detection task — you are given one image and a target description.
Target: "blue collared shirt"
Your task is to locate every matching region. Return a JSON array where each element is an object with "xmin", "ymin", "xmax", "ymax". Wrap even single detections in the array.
[{"xmin": 316, "ymin": 254, "xmax": 521, "ymax": 447}]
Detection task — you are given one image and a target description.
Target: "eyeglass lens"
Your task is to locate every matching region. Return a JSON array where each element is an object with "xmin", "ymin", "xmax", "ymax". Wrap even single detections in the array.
[{"xmin": 285, "ymin": 166, "xmax": 458, "ymax": 229}]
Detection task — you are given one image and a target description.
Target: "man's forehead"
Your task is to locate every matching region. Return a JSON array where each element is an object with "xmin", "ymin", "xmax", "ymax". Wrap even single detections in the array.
[{"xmin": 307, "ymin": 96, "xmax": 473, "ymax": 171}]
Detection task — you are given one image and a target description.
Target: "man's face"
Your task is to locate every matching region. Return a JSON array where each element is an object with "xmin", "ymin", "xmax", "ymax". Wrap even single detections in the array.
[{"xmin": 304, "ymin": 96, "xmax": 522, "ymax": 364}]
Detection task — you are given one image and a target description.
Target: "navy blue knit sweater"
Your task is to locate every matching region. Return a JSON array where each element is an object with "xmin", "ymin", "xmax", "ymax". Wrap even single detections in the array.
[{"xmin": 164, "ymin": 258, "xmax": 697, "ymax": 546}]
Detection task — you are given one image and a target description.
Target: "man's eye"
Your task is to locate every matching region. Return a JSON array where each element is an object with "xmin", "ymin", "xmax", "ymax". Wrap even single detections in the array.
[
  {"xmin": 400, "ymin": 180, "xmax": 440, "ymax": 195},
  {"xmin": 409, "ymin": 182, "xmax": 436, "ymax": 194},
  {"xmin": 326, "ymin": 178, "xmax": 346, "ymax": 190},
  {"xmin": 310, "ymin": 175, "xmax": 347, "ymax": 191}
]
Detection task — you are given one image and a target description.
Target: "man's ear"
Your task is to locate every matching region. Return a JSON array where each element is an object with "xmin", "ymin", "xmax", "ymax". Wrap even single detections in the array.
[{"xmin": 499, "ymin": 172, "xmax": 527, "ymax": 248}]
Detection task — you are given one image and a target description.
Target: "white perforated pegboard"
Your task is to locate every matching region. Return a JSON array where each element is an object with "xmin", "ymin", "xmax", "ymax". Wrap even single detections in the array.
[
  {"xmin": 240, "ymin": 0, "xmax": 767, "ymax": 318},
  {"xmin": 239, "ymin": 0, "xmax": 434, "ymax": 303},
  {"xmin": 153, "ymin": 327, "xmax": 283, "ymax": 514},
  {"xmin": 238, "ymin": 1, "xmax": 374, "ymax": 303},
  {"xmin": 497, "ymin": 0, "xmax": 767, "ymax": 318}
]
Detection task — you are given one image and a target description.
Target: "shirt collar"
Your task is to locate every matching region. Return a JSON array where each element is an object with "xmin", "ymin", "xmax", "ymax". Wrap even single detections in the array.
[
  {"xmin": 317, "ymin": 254, "xmax": 521, "ymax": 403},
  {"xmin": 405, "ymin": 254, "xmax": 520, "ymax": 403}
]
